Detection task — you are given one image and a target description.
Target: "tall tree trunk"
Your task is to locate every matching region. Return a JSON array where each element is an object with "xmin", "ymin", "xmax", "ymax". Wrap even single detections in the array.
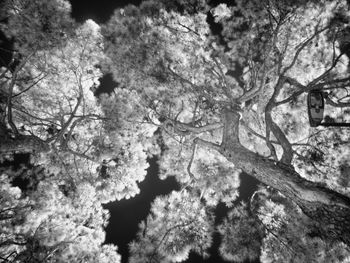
[{"xmin": 220, "ymin": 109, "xmax": 350, "ymax": 246}]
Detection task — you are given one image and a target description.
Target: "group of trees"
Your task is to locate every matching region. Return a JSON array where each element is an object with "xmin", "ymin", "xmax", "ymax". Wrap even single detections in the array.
[{"xmin": 1, "ymin": 0, "xmax": 350, "ymax": 262}]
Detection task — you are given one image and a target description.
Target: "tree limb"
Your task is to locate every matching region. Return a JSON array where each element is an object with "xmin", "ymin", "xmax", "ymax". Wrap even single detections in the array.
[
  {"xmin": 221, "ymin": 108, "xmax": 241, "ymax": 148},
  {"xmin": 51, "ymin": 82, "xmax": 83, "ymax": 144},
  {"xmin": 325, "ymin": 95, "xmax": 350, "ymax": 108},
  {"xmin": 265, "ymin": 77, "xmax": 293, "ymax": 164},
  {"xmin": 282, "ymin": 24, "xmax": 329, "ymax": 75}
]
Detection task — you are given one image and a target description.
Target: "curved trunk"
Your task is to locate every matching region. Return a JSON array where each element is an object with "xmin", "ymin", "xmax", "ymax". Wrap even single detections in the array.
[{"xmin": 220, "ymin": 109, "xmax": 350, "ymax": 246}]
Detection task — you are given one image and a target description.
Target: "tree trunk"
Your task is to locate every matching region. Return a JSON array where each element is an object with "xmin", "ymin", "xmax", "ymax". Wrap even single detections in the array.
[
  {"xmin": 0, "ymin": 135, "xmax": 49, "ymax": 154},
  {"xmin": 220, "ymin": 109, "xmax": 350, "ymax": 246}
]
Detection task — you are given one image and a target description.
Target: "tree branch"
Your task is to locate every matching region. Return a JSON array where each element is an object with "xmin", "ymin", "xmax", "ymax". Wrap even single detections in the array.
[
  {"xmin": 173, "ymin": 120, "xmax": 223, "ymax": 134},
  {"xmin": 187, "ymin": 140, "xmax": 197, "ymax": 180},
  {"xmin": 52, "ymin": 82, "xmax": 83, "ymax": 144},
  {"xmin": 221, "ymin": 108, "xmax": 241, "ymax": 148},
  {"xmin": 265, "ymin": 77, "xmax": 293, "ymax": 164},
  {"xmin": 325, "ymin": 94, "xmax": 350, "ymax": 108},
  {"xmin": 282, "ymin": 24, "xmax": 329, "ymax": 75},
  {"xmin": 194, "ymin": 137, "xmax": 221, "ymax": 152},
  {"xmin": 11, "ymin": 74, "xmax": 46, "ymax": 98}
]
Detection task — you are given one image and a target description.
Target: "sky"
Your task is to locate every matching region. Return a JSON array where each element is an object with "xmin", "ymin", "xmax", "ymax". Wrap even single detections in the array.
[{"xmin": 67, "ymin": 1, "xmax": 261, "ymax": 262}]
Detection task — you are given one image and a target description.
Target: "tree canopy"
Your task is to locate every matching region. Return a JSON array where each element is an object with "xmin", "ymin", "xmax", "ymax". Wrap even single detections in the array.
[{"xmin": 1, "ymin": 0, "xmax": 350, "ymax": 262}]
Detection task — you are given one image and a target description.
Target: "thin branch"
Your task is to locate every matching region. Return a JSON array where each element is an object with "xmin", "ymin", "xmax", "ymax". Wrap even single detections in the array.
[
  {"xmin": 265, "ymin": 125, "xmax": 278, "ymax": 161},
  {"xmin": 4, "ymin": 52, "xmax": 35, "ymax": 136},
  {"xmin": 282, "ymin": 24, "xmax": 329, "ymax": 75},
  {"xmin": 13, "ymin": 106, "xmax": 60, "ymax": 127},
  {"xmin": 276, "ymin": 76, "xmax": 350, "ymax": 106},
  {"xmin": 308, "ymin": 51, "xmax": 345, "ymax": 88},
  {"xmin": 173, "ymin": 120, "xmax": 223, "ymax": 134},
  {"xmin": 66, "ymin": 148, "xmax": 96, "ymax": 163},
  {"xmin": 212, "ymin": 56, "xmax": 235, "ymax": 102},
  {"xmin": 52, "ymin": 82, "xmax": 83, "ymax": 144},
  {"xmin": 60, "ymin": 116, "xmax": 85, "ymax": 149},
  {"xmin": 166, "ymin": 65, "xmax": 216, "ymax": 104},
  {"xmin": 177, "ymin": 23, "xmax": 200, "ymax": 37},
  {"xmin": 174, "ymin": 101, "xmax": 184, "ymax": 121},
  {"xmin": 11, "ymin": 74, "xmax": 47, "ymax": 98},
  {"xmin": 325, "ymin": 96, "xmax": 350, "ymax": 108},
  {"xmin": 241, "ymin": 119, "xmax": 280, "ymax": 145},
  {"xmin": 187, "ymin": 140, "xmax": 197, "ymax": 179},
  {"xmin": 194, "ymin": 137, "xmax": 221, "ymax": 152}
]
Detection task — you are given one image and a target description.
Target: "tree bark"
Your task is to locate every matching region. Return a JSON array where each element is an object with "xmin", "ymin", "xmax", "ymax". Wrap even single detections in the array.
[
  {"xmin": 220, "ymin": 109, "xmax": 350, "ymax": 246},
  {"xmin": 0, "ymin": 135, "xmax": 49, "ymax": 154}
]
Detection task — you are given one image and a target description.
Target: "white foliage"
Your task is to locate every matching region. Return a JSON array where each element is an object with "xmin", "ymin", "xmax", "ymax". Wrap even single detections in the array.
[
  {"xmin": 211, "ymin": 4, "xmax": 232, "ymax": 22},
  {"xmin": 129, "ymin": 190, "xmax": 214, "ymax": 262}
]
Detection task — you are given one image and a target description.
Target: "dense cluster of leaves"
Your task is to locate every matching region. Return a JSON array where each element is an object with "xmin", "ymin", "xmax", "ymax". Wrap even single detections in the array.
[
  {"xmin": 129, "ymin": 190, "xmax": 214, "ymax": 262},
  {"xmin": 1, "ymin": 0, "xmax": 76, "ymax": 53}
]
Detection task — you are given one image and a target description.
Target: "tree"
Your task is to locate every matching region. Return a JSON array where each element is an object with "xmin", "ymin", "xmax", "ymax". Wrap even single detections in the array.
[
  {"xmin": 2, "ymin": 0, "xmax": 350, "ymax": 262},
  {"xmin": 0, "ymin": 0, "xmax": 151, "ymax": 261},
  {"xmin": 0, "ymin": 2, "xmax": 156, "ymax": 202},
  {"xmin": 253, "ymin": 187, "xmax": 350, "ymax": 262},
  {"xmin": 217, "ymin": 202, "xmax": 263, "ymax": 262},
  {"xmin": 0, "ymin": 168, "xmax": 122, "ymax": 263},
  {"xmin": 102, "ymin": 0, "xmax": 350, "ymax": 261},
  {"xmin": 129, "ymin": 190, "xmax": 214, "ymax": 263},
  {"xmin": 0, "ymin": 0, "xmax": 76, "ymax": 54}
]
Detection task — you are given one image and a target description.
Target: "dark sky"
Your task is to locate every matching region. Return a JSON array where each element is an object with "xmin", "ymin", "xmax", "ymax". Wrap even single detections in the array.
[
  {"xmin": 103, "ymin": 158, "xmax": 180, "ymax": 263},
  {"xmin": 68, "ymin": 1, "xmax": 260, "ymax": 263},
  {"xmin": 69, "ymin": 0, "xmax": 143, "ymax": 23}
]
